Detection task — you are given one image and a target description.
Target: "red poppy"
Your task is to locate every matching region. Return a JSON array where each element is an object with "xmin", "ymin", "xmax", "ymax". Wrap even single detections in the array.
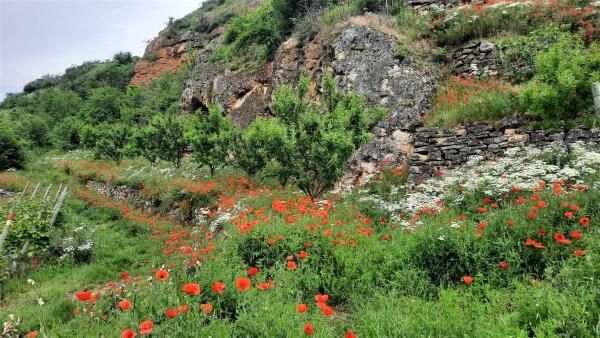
[
  {"xmin": 177, "ymin": 304, "xmax": 189, "ymax": 313},
  {"xmin": 165, "ymin": 309, "xmax": 177, "ymax": 319},
  {"xmin": 506, "ymin": 220, "xmax": 514, "ymax": 227},
  {"xmin": 212, "ymin": 281, "xmax": 226, "ymax": 294},
  {"xmin": 256, "ymin": 282, "xmax": 271, "ymax": 291},
  {"xmin": 237, "ymin": 277, "xmax": 251, "ymax": 291},
  {"xmin": 118, "ymin": 300, "xmax": 133, "ymax": 310},
  {"xmin": 248, "ymin": 267, "xmax": 259, "ymax": 276},
  {"xmin": 574, "ymin": 250, "xmax": 585, "ymax": 256},
  {"xmin": 182, "ymin": 283, "xmax": 201, "ymax": 296},
  {"xmin": 138, "ymin": 320, "xmax": 153, "ymax": 335},
  {"xmin": 26, "ymin": 331, "xmax": 38, "ymax": 338},
  {"xmin": 483, "ymin": 198, "xmax": 491, "ymax": 204},
  {"xmin": 322, "ymin": 305, "xmax": 334, "ymax": 316},
  {"xmin": 155, "ymin": 269, "xmax": 169, "ymax": 281},
  {"xmin": 571, "ymin": 231, "xmax": 582, "ymax": 239},
  {"xmin": 304, "ymin": 323, "xmax": 314, "ymax": 335},
  {"xmin": 297, "ymin": 304, "xmax": 308, "ymax": 313},
  {"xmin": 570, "ymin": 205, "xmax": 580, "ymax": 211},
  {"xmin": 554, "ymin": 233, "xmax": 571, "ymax": 245},
  {"xmin": 533, "ymin": 241, "xmax": 544, "ymax": 249},
  {"xmin": 564, "ymin": 212, "xmax": 574, "ymax": 219},
  {"xmin": 121, "ymin": 272, "xmax": 130, "ymax": 280},
  {"xmin": 298, "ymin": 251, "xmax": 307, "ymax": 259},
  {"xmin": 121, "ymin": 329, "xmax": 136, "ymax": 338},
  {"xmin": 76, "ymin": 291, "xmax": 92, "ymax": 302},
  {"xmin": 528, "ymin": 212, "xmax": 537, "ymax": 219},
  {"xmin": 463, "ymin": 276, "xmax": 473, "ymax": 285},
  {"xmin": 539, "ymin": 229, "xmax": 546, "ymax": 236},
  {"xmin": 314, "ymin": 294, "xmax": 329, "ymax": 303},
  {"xmin": 579, "ymin": 217, "xmax": 590, "ymax": 226},
  {"xmin": 346, "ymin": 331, "xmax": 357, "ymax": 338},
  {"xmin": 499, "ymin": 262, "xmax": 510, "ymax": 269},
  {"xmin": 200, "ymin": 303, "xmax": 213, "ymax": 314},
  {"xmin": 288, "ymin": 261, "xmax": 297, "ymax": 270}
]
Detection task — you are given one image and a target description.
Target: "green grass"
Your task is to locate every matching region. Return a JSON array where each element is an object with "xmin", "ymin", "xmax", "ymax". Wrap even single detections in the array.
[{"xmin": 2, "ymin": 152, "xmax": 600, "ymax": 336}]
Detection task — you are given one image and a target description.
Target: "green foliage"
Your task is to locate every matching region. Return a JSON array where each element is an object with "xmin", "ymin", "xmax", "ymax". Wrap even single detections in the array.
[
  {"xmin": 145, "ymin": 114, "xmax": 189, "ymax": 168},
  {"xmin": 187, "ymin": 105, "xmax": 233, "ymax": 176},
  {"xmin": 235, "ymin": 74, "xmax": 386, "ymax": 196},
  {"xmin": 83, "ymin": 123, "xmax": 131, "ymax": 163},
  {"xmin": 518, "ymin": 39, "xmax": 600, "ymax": 129},
  {"xmin": 498, "ymin": 24, "xmax": 571, "ymax": 83},
  {"xmin": 394, "ymin": 43, "xmax": 409, "ymax": 62},
  {"xmin": 234, "ymin": 117, "xmax": 294, "ymax": 186},
  {"xmin": 80, "ymin": 87, "xmax": 123, "ymax": 123},
  {"xmin": 0, "ymin": 132, "xmax": 25, "ymax": 170}
]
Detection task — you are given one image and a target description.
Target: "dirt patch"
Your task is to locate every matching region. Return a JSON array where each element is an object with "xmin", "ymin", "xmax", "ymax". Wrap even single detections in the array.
[{"xmin": 129, "ymin": 42, "xmax": 191, "ymax": 86}]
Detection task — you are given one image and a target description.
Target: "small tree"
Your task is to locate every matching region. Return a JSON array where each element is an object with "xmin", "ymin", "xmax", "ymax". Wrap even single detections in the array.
[
  {"xmin": 92, "ymin": 123, "xmax": 131, "ymax": 164},
  {"xmin": 128, "ymin": 125, "xmax": 160, "ymax": 165},
  {"xmin": 0, "ymin": 132, "xmax": 25, "ymax": 170},
  {"xmin": 236, "ymin": 74, "xmax": 386, "ymax": 197},
  {"xmin": 148, "ymin": 114, "xmax": 188, "ymax": 168},
  {"xmin": 187, "ymin": 106, "xmax": 233, "ymax": 176}
]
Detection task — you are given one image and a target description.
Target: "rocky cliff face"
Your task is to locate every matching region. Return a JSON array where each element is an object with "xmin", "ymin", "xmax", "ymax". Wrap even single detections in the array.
[{"xmin": 131, "ymin": 14, "xmax": 439, "ymax": 186}]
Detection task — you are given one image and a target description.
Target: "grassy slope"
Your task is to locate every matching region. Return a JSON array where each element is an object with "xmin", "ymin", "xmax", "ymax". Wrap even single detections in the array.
[{"xmin": 1, "ymin": 148, "xmax": 599, "ymax": 337}]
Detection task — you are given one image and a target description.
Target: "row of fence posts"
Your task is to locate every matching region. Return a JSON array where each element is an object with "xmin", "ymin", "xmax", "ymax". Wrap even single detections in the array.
[{"xmin": 0, "ymin": 182, "xmax": 68, "ymax": 271}]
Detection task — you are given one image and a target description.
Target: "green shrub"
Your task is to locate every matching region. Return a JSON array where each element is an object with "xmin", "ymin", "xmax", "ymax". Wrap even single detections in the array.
[
  {"xmin": 144, "ymin": 113, "xmax": 188, "ymax": 167},
  {"xmin": 518, "ymin": 39, "xmax": 600, "ymax": 129},
  {"xmin": 498, "ymin": 24, "xmax": 571, "ymax": 83},
  {"xmin": 235, "ymin": 74, "xmax": 386, "ymax": 197},
  {"xmin": 84, "ymin": 123, "xmax": 131, "ymax": 163},
  {"xmin": 0, "ymin": 132, "xmax": 25, "ymax": 170},
  {"xmin": 187, "ymin": 105, "xmax": 234, "ymax": 176}
]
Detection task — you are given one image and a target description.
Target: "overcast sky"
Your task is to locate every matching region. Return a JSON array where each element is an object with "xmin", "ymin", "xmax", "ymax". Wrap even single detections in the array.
[{"xmin": 0, "ymin": 0, "xmax": 203, "ymax": 100}]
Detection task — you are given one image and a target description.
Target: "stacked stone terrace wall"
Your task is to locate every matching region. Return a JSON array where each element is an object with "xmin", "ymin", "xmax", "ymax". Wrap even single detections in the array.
[{"xmin": 408, "ymin": 124, "xmax": 600, "ymax": 179}]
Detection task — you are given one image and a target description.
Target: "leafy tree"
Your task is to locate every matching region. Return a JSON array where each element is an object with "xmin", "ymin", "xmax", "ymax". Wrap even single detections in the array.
[
  {"xmin": 80, "ymin": 87, "xmax": 122, "ymax": 123},
  {"xmin": 0, "ymin": 132, "xmax": 25, "ymax": 170},
  {"xmin": 128, "ymin": 126, "xmax": 160, "ymax": 165},
  {"xmin": 49, "ymin": 117, "xmax": 81, "ymax": 150},
  {"xmin": 234, "ymin": 117, "xmax": 295, "ymax": 186},
  {"xmin": 187, "ymin": 105, "xmax": 234, "ymax": 176},
  {"xmin": 90, "ymin": 123, "xmax": 131, "ymax": 163},
  {"xmin": 147, "ymin": 114, "xmax": 188, "ymax": 167},
  {"xmin": 236, "ymin": 74, "xmax": 386, "ymax": 197}
]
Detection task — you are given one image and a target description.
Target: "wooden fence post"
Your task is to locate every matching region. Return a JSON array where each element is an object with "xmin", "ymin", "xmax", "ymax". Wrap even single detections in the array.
[
  {"xmin": 49, "ymin": 187, "xmax": 68, "ymax": 227},
  {"xmin": 593, "ymin": 83, "xmax": 600, "ymax": 121}
]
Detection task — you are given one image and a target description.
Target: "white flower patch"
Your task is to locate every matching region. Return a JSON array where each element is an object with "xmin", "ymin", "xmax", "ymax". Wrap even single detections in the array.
[{"xmin": 360, "ymin": 142, "xmax": 600, "ymax": 221}]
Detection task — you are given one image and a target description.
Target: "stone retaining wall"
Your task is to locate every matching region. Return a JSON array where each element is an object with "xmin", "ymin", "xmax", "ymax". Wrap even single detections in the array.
[
  {"xmin": 452, "ymin": 40, "xmax": 500, "ymax": 78},
  {"xmin": 409, "ymin": 125, "xmax": 600, "ymax": 179}
]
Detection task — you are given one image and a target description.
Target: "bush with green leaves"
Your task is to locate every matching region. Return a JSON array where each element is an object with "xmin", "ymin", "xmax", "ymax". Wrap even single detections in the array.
[
  {"xmin": 81, "ymin": 123, "xmax": 131, "ymax": 164},
  {"xmin": 498, "ymin": 24, "xmax": 571, "ymax": 83},
  {"xmin": 0, "ymin": 132, "xmax": 25, "ymax": 170},
  {"xmin": 187, "ymin": 105, "xmax": 234, "ymax": 176},
  {"xmin": 144, "ymin": 114, "xmax": 189, "ymax": 168},
  {"xmin": 235, "ymin": 74, "xmax": 386, "ymax": 197},
  {"xmin": 518, "ymin": 39, "xmax": 600, "ymax": 129}
]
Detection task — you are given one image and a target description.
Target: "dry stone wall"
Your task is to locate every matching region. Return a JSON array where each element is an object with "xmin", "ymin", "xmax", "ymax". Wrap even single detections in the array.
[
  {"xmin": 408, "ymin": 125, "xmax": 600, "ymax": 180},
  {"xmin": 451, "ymin": 40, "xmax": 500, "ymax": 78}
]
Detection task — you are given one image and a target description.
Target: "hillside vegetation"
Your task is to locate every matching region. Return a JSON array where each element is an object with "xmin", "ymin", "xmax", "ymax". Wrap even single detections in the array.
[{"xmin": 1, "ymin": 0, "xmax": 600, "ymax": 337}]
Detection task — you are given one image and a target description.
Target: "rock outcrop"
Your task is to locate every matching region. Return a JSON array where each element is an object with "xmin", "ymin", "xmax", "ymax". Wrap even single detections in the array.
[{"xmin": 333, "ymin": 26, "xmax": 438, "ymax": 186}]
